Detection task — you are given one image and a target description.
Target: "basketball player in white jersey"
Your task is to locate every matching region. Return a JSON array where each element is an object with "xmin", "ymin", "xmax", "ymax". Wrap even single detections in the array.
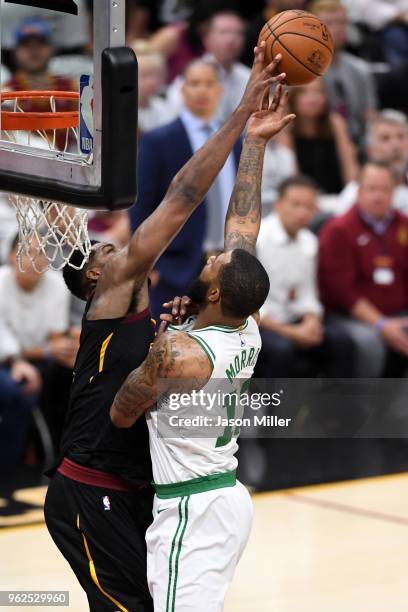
[{"xmin": 110, "ymin": 83, "xmax": 295, "ymax": 611}]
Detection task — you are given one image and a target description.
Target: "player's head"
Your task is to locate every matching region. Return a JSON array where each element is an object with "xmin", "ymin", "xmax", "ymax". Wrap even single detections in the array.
[
  {"xmin": 62, "ymin": 241, "xmax": 120, "ymax": 301},
  {"xmin": 187, "ymin": 249, "xmax": 270, "ymax": 319}
]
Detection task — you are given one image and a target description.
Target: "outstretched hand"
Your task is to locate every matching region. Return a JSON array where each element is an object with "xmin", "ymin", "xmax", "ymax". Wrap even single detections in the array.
[
  {"xmin": 239, "ymin": 43, "xmax": 287, "ymax": 115},
  {"xmin": 246, "ymin": 84, "xmax": 296, "ymax": 142}
]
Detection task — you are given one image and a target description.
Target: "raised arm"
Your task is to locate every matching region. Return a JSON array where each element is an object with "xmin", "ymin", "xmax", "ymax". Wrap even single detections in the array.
[
  {"xmin": 224, "ymin": 86, "xmax": 295, "ymax": 254},
  {"xmin": 103, "ymin": 47, "xmax": 285, "ymax": 289},
  {"xmin": 110, "ymin": 332, "xmax": 212, "ymax": 428}
]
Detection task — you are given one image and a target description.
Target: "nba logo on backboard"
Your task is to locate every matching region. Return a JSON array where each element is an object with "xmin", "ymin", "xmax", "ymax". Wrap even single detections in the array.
[
  {"xmin": 80, "ymin": 74, "xmax": 94, "ymax": 155},
  {"xmin": 103, "ymin": 495, "xmax": 111, "ymax": 511}
]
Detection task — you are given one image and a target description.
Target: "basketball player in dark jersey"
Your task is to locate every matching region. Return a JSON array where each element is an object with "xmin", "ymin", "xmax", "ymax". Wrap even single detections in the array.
[{"xmin": 44, "ymin": 46, "xmax": 285, "ymax": 612}]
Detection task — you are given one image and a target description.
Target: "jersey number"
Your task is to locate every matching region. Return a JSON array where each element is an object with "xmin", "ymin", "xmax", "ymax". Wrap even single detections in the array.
[{"xmin": 215, "ymin": 380, "xmax": 250, "ymax": 448}]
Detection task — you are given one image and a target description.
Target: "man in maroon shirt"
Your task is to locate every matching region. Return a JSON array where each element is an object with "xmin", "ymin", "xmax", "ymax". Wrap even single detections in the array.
[{"xmin": 319, "ymin": 161, "xmax": 408, "ymax": 376}]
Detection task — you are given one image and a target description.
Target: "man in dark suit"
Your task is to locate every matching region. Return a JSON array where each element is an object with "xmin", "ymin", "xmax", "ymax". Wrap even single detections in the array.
[{"xmin": 130, "ymin": 60, "xmax": 242, "ymax": 320}]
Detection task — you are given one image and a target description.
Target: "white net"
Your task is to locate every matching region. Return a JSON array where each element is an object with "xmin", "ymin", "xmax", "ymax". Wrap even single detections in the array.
[
  {"xmin": 9, "ymin": 196, "xmax": 91, "ymax": 273},
  {"xmin": 0, "ymin": 91, "xmax": 91, "ymax": 273}
]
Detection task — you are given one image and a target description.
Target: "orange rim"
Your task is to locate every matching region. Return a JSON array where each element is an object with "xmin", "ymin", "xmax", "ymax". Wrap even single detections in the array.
[{"xmin": 1, "ymin": 90, "xmax": 79, "ymax": 131}]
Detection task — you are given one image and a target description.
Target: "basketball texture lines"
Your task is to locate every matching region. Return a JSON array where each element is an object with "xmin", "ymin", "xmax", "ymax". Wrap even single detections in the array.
[{"xmin": 258, "ymin": 10, "xmax": 334, "ymax": 86}]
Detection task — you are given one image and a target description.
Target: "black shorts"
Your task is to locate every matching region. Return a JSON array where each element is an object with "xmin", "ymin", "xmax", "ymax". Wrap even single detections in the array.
[{"xmin": 44, "ymin": 472, "xmax": 154, "ymax": 612}]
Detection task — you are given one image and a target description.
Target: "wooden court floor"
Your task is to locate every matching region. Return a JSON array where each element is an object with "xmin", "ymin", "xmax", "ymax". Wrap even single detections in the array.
[{"xmin": 1, "ymin": 473, "xmax": 408, "ymax": 611}]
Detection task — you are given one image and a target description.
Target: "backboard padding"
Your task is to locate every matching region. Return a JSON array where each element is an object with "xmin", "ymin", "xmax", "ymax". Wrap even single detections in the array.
[
  {"xmin": 0, "ymin": 0, "xmax": 138, "ymax": 210},
  {"xmin": 5, "ymin": 1, "xmax": 78, "ymax": 15}
]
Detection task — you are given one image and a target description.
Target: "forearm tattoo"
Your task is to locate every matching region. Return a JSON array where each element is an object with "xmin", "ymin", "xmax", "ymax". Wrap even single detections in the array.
[
  {"xmin": 110, "ymin": 333, "xmax": 211, "ymax": 424},
  {"xmin": 225, "ymin": 137, "xmax": 265, "ymax": 254},
  {"xmin": 111, "ymin": 334, "xmax": 181, "ymax": 422}
]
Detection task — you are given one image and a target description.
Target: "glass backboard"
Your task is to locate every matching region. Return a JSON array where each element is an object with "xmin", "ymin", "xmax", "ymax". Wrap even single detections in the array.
[{"xmin": 0, "ymin": 0, "xmax": 138, "ymax": 209}]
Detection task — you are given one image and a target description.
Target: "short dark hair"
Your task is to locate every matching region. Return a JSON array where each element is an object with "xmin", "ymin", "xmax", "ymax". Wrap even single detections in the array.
[
  {"xmin": 219, "ymin": 249, "xmax": 270, "ymax": 318},
  {"xmin": 278, "ymin": 175, "xmax": 319, "ymax": 199},
  {"xmin": 62, "ymin": 243, "xmax": 98, "ymax": 301}
]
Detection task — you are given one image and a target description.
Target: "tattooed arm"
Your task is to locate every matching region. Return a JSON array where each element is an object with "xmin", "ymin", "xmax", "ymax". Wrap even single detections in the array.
[
  {"xmin": 224, "ymin": 85, "xmax": 296, "ymax": 254},
  {"xmin": 110, "ymin": 332, "xmax": 212, "ymax": 428},
  {"xmin": 224, "ymin": 136, "xmax": 266, "ymax": 254}
]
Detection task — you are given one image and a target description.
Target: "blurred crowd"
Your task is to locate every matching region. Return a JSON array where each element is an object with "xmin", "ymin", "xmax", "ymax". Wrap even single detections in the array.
[{"xmin": 1, "ymin": 0, "xmax": 408, "ymax": 472}]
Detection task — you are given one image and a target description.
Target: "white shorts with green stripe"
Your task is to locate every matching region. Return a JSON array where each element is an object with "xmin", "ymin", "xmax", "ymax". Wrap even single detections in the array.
[{"xmin": 146, "ymin": 479, "xmax": 253, "ymax": 612}]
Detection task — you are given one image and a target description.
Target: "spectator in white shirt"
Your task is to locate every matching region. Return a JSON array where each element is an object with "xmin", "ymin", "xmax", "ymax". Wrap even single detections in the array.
[
  {"xmin": 0, "ymin": 240, "xmax": 72, "ymax": 359},
  {"xmin": 0, "ymin": 236, "xmax": 79, "ymax": 448},
  {"xmin": 337, "ymin": 110, "xmax": 408, "ymax": 216},
  {"xmin": 256, "ymin": 175, "xmax": 354, "ymax": 377}
]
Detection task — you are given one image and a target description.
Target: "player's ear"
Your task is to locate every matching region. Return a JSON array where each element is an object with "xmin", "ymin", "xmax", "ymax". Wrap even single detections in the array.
[
  {"xmin": 85, "ymin": 266, "xmax": 101, "ymax": 283},
  {"xmin": 207, "ymin": 286, "xmax": 220, "ymax": 304}
]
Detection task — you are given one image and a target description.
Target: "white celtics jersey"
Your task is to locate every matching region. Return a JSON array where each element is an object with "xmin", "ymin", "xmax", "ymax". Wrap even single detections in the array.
[{"xmin": 146, "ymin": 316, "xmax": 262, "ymax": 485}]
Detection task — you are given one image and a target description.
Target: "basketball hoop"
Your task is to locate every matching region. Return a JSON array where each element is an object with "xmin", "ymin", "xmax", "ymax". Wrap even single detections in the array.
[{"xmin": 0, "ymin": 90, "xmax": 91, "ymax": 273}]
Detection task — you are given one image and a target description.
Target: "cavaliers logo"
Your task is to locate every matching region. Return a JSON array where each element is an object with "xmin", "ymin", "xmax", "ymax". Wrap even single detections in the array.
[{"xmin": 307, "ymin": 49, "xmax": 325, "ymax": 71}]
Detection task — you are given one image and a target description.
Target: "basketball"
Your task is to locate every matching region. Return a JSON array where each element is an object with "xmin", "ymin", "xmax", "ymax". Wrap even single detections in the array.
[{"xmin": 258, "ymin": 9, "xmax": 334, "ymax": 86}]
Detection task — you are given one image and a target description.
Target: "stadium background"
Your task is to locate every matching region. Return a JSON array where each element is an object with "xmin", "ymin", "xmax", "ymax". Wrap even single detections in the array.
[{"xmin": 1, "ymin": 0, "xmax": 408, "ymax": 527}]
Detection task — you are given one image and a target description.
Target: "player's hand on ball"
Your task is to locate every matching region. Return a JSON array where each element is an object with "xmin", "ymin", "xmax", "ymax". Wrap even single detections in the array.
[
  {"xmin": 239, "ymin": 44, "xmax": 286, "ymax": 114},
  {"xmin": 247, "ymin": 84, "xmax": 296, "ymax": 142}
]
